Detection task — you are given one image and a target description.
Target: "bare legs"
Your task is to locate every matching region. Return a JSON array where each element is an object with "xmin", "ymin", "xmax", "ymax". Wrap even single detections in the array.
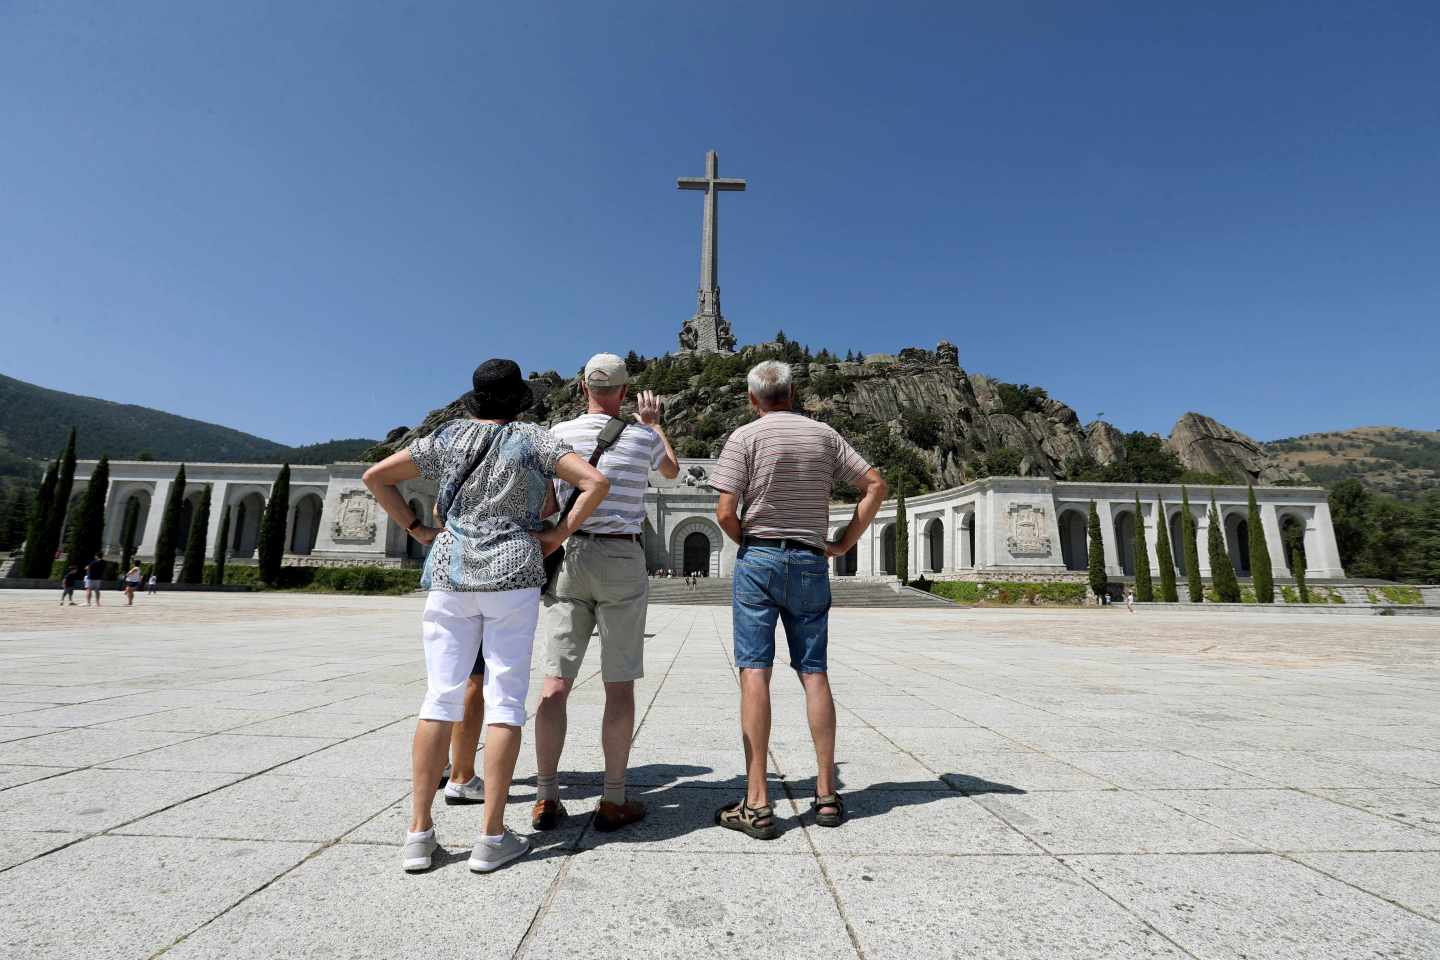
[
  {"xmin": 534, "ymin": 677, "xmax": 636, "ymax": 791},
  {"xmin": 481, "ymin": 724, "xmax": 521, "ymax": 836},
  {"xmin": 533, "ymin": 676, "xmax": 573, "ymax": 786},
  {"xmin": 739, "ymin": 667, "xmax": 837, "ymax": 807},
  {"xmin": 449, "ymin": 676, "xmax": 484, "ymax": 783},
  {"xmin": 739, "ymin": 667, "xmax": 772, "ymax": 807},
  {"xmin": 409, "ymin": 718, "xmax": 452, "ymax": 832}
]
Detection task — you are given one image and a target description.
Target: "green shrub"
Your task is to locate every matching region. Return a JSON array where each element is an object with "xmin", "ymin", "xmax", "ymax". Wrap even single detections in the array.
[
  {"xmin": 1280, "ymin": 585, "xmax": 1299, "ymax": 603},
  {"xmin": 209, "ymin": 564, "xmax": 422, "ymax": 595},
  {"xmin": 927, "ymin": 580, "xmax": 1085, "ymax": 606},
  {"xmin": 1378, "ymin": 585, "xmax": 1422, "ymax": 605},
  {"xmin": 930, "ymin": 581, "xmax": 982, "ymax": 603}
]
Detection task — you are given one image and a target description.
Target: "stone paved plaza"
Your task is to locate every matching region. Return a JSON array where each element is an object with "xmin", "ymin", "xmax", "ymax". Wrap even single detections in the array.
[{"xmin": 1, "ymin": 591, "xmax": 1439, "ymax": 959}]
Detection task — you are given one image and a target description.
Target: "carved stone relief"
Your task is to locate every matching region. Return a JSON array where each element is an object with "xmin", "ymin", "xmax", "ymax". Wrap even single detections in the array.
[
  {"xmin": 1006, "ymin": 502, "xmax": 1052, "ymax": 557},
  {"xmin": 332, "ymin": 489, "xmax": 377, "ymax": 543}
]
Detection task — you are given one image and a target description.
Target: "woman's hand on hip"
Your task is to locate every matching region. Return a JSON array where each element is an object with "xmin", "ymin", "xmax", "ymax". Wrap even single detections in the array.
[{"xmin": 411, "ymin": 525, "xmax": 441, "ymax": 546}]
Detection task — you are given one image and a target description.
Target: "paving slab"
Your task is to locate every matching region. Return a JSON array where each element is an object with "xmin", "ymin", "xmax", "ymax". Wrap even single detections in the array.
[
  {"xmin": 1067, "ymin": 853, "xmax": 1440, "ymax": 959},
  {"xmin": 1310, "ymin": 787, "xmax": 1440, "ymax": 832},
  {"xmin": 1050, "ymin": 750, "xmax": 1267, "ymax": 789},
  {"xmin": 0, "ymin": 764, "xmax": 72, "ymax": 790},
  {"xmin": 975, "ymin": 790, "xmax": 1259, "ymax": 854},
  {"xmin": 827, "ymin": 854, "xmax": 1185, "ymax": 959},
  {"xmin": 1293, "ymin": 851, "xmax": 1440, "ymax": 921},
  {"xmin": 0, "ymin": 835, "xmax": 316, "ymax": 959},
  {"xmin": 522, "ymin": 850, "xmax": 859, "ymax": 960},
  {"xmin": 0, "ymin": 830, "xmax": 83, "ymax": 870},
  {"xmin": 0, "ymin": 767, "xmax": 242, "ymax": 832},
  {"xmin": 101, "ymin": 732, "xmax": 340, "ymax": 774},
  {"xmin": 0, "ymin": 726, "xmax": 197, "ymax": 766},
  {"xmin": 1153, "ymin": 788, "xmax": 1440, "ymax": 851}
]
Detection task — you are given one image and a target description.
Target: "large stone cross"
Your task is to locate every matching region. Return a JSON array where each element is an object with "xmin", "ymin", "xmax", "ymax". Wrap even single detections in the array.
[{"xmin": 677, "ymin": 150, "xmax": 746, "ymax": 352}]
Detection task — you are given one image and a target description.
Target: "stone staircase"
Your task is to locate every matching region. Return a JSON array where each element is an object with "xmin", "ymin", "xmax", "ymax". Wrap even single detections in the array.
[{"xmin": 646, "ymin": 577, "xmax": 957, "ymax": 608}]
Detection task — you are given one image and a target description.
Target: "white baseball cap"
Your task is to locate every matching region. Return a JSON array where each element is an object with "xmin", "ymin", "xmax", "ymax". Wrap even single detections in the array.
[{"xmin": 583, "ymin": 353, "xmax": 628, "ymax": 388}]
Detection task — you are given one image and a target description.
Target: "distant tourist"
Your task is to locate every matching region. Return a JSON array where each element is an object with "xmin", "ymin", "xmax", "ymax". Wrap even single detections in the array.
[
  {"xmin": 84, "ymin": 554, "xmax": 105, "ymax": 606},
  {"xmin": 124, "ymin": 563, "xmax": 142, "ymax": 606},
  {"xmin": 711, "ymin": 360, "xmax": 886, "ymax": 838},
  {"xmin": 1124, "ymin": 588, "xmax": 1135, "ymax": 612},
  {"xmin": 59, "ymin": 566, "xmax": 79, "ymax": 606},
  {"xmin": 533, "ymin": 353, "xmax": 679, "ymax": 835},
  {"xmin": 146, "ymin": 573, "xmax": 157, "ymax": 595},
  {"xmin": 363, "ymin": 358, "xmax": 608, "ymax": 875}
]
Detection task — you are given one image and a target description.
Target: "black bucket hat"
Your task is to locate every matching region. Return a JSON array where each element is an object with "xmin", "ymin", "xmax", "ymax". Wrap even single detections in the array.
[{"xmin": 462, "ymin": 358, "xmax": 534, "ymax": 420}]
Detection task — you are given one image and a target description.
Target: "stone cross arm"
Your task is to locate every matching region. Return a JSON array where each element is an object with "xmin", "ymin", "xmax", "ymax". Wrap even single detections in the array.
[{"xmin": 677, "ymin": 177, "xmax": 747, "ymax": 191}]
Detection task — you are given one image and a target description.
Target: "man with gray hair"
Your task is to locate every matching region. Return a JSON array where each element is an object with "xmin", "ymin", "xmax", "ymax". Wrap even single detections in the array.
[
  {"xmin": 533, "ymin": 352, "xmax": 680, "ymax": 834},
  {"xmin": 710, "ymin": 359, "xmax": 887, "ymax": 839}
]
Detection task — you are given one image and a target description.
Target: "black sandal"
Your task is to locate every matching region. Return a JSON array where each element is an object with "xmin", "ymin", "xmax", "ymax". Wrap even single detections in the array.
[
  {"xmin": 715, "ymin": 800, "xmax": 779, "ymax": 840},
  {"xmin": 812, "ymin": 792, "xmax": 844, "ymax": 827}
]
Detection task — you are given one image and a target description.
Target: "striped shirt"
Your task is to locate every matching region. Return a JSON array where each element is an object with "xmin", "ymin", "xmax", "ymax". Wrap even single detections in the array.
[
  {"xmin": 710, "ymin": 411, "xmax": 871, "ymax": 550},
  {"xmin": 550, "ymin": 414, "xmax": 664, "ymax": 534}
]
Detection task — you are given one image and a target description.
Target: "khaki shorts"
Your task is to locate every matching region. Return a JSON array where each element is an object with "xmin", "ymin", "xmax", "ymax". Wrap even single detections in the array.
[{"xmin": 541, "ymin": 536, "xmax": 648, "ymax": 683}]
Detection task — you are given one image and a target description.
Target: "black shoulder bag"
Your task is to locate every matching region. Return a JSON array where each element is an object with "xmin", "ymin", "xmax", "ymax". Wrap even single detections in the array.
[{"xmin": 543, "ymin": 417, "xmax": 626, "ymax": 594}]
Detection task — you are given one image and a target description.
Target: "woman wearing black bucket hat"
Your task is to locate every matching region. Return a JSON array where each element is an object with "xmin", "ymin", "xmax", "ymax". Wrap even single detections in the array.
[{"xmin": 363, "ymin": 358, "xmax": 609, "ymax": 875}]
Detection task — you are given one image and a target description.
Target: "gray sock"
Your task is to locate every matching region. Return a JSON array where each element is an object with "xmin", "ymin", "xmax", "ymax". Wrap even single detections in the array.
[
  {"xmin": 603, "ymin": 778, "xmax": 625, "ymax": 806},
  {"xmin": 536, "ymin": 773, "xmax": 559, "ymax": 803}
]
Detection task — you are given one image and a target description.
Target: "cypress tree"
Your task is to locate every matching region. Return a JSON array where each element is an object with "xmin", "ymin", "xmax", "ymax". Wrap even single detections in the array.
[
  {"xmin": 69, "ymin": 455, "xmax": 111, "ymax": 566},
  {"xmin": 61, "ymin": 497, "xmax": 85, "ymax": 561},
  {"xmin": 21, "ymin": 462, "xmax": 58, "ymax": 577},
  {"xmin": 1293, "ymin": 546, "xmax": 1309, "ymax": 603},
  {"xmin": 1208, "ymin": 495, "xmax": 1241, "ymax": 602},
  {"xmin": 118, "ymin": 497, "xmax": 141, "ymax": 570},
  {"xmin": 36, "ymin": 429, "xmax": 77, "ymax": 576},
  {"xmin": 1132, "ymin": 494, "xmax": 1153, "ymax": 602},
  {"xmin": 1154, "ymin": 500, "xmax": 1178, "ymax": 602},
  {"xmin": 1087, "ymin": 500, "xmax": 1107, "ymax": 600},
  {"xmin": 153, "ymin": 465, "xmax": 187, "ymax": 583},
  {"xmin": 0, "ymin": 488, "xmax": 27, "ymax": 552},
  {"xmin": 1247, "ymin": 486, "xmax": 1274, "ymax": 603},
  {"xmin": 894, "ymin": 486, "xmax": 909, "ymax": 585},
  {"xmin": 211, "ymin": 504, "xmax": 231, "ymax": 586},
  {"xmin": 180, "ymin": 485, "xmax": 211, "ymax": 584},
  {"xmin": 1181, "ymin": 485, "xmax": 1202, "ymax": 602},
  {"xmin": 258, "ymin": 464, "xmax": 291, "ymax": 586}
]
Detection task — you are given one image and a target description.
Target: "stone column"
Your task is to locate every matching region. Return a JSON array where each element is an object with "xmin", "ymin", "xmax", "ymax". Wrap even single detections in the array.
[
  {"xmin": 1306, "ymin": 501, "xmax": 1345, "ymax": 578},
  {"xmin": 1258, "ymin": 502, "xmax": 1289, "ymax": 575},
  {"xmin": 205, "ymin": 482, "xmax": 231, "ymax": 565},
  {"xmin": 137, "ymin": 479, "xmax": 170, "ymax": 556},
  {"xmin": 1097, "ymin": 500, "xmax": 1121, "ymax": 576}
]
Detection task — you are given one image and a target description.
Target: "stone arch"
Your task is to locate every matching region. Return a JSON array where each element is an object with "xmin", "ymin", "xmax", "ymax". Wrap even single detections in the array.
[
  {"xmin": 290, "ymin": 493, "xmax": 324, "ymax": 556},
  {"xmin": 1167, "ymin": 510, "xmax": 1186, "ymax": 573},
  {"xmin": 1113, "ymin": 510, "xmax": 1136, "ymax": 576},
  {"xmin": 669, "ymin": 517, "xmax": 722, "ymax": 578},
  {"xmin": 831, "ymin": 526, "xmax": 857, "ymax": 576},
  {"xmin": 879, "ymin": 523, "xmax": 896, "ymax": 576},
  {"xmin": 1058, "ymin": 508, "xmax": 1087, "ymax": 572},
  {"xmin": 1279, "ymin": 512, "xmax": 1308, "ymax": 572},
  {"xmin": 924, "ymin": 518, "xmax": 944, "ymax": 573},
  {"xmin": 1223, "ymin": 511, "xmax": 1250, "ymax": 575},
  {"xmin": 956, "ymin": 510, "xmax": 975, "ymax": 568},
  {"xmin": 229, "ymin": 492, "xmax": 266, "ymax": 558}
]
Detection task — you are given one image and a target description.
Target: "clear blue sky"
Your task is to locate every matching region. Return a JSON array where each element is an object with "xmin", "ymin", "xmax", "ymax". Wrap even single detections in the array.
[{"xmin": 2, "ymin": 2, "xmax": 1437, "ymax": 446}]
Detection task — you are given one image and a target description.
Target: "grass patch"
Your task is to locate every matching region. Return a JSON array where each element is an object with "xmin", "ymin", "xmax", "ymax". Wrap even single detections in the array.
[
  {"xmin": 1378, "ymin": 585, "xmax": 1423, "ymax": 605},
  {"xmin": 217, "ymin": 564, "xmax": 420, "ymax": 595},
  {"xmin": 922, "ymin": 580, "xmax": 1086, "ymax": 606}
]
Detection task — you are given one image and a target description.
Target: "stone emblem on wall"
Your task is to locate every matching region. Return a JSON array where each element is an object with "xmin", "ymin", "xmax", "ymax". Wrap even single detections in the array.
[
  {"xmin": 1006, "ymin": 503, "xmax": 1052, "ymax": 557},
  {"xmin": 332, "ymin": 490, "xmax": 377, "ymax": 543}
]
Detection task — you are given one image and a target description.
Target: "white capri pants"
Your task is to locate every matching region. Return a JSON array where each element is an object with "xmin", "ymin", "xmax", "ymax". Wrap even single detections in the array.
[{"xmin": 420, "ymin": 588, "xmax": 541, "ymax": 727}]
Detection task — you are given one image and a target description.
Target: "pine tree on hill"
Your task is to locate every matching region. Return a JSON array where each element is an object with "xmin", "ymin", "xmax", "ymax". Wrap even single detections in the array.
[
  {"xmin": 1154, "ymin": 499, "xmax": 1178, "ymax": 602},
  {"xmin": 894, "ymin": 487, "xmax": 909, "ymax": 585},
  {"xmin": 1087, "ymin": 500, "xmax": 1107, "ymax": 600},
  {"xmin": 180, "ymin": 485, "xmax": 211, "ymax": 584},
  {"xmin": 1293, "ymin": 546, "xmax": 1309, "ymax": 603},
  {"xmin": 0, "ymin": 489, "xmax": 25, "ymax": 551},
  {"xmin": 69, "ymin": 455, "xmax": 110, "ymax": 565},
  {"xmin": 118, "ymin": 497, "xmax": 140, "ymax": 570},
  {"xmin": 211, "ymin": 504, "xmax": 231, "ymax": 586},
  {"xmin": 258, "ymin": 464, "xmax": 290, "ymax": 586},
  {"xmin": 1132, "ymin": 494, "xmax": 1153, "ymax": 602},
  {"xmin": 21, "ymin": 462, "xmax": 58, "ymax": 577},
  {"xmin": 1208, "ymin": 495, "xmax": 1241, "ymax": 602},
  {"xmin": 1247, "ymin": 486, "xmax": 1274, "ymax": 603},
  {"xmin": 153, "ymin": 465, "xmax": 187, "ymax": 583},
  {"xmin": 37, "ymin": 428, "xmax": 77, "ymax": 576},
  {"xmin": 1181, "ymin": 485, "xmax": 1202, "ymax": 603}
]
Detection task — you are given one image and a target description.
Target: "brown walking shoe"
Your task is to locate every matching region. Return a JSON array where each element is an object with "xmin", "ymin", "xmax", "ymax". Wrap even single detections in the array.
[
  {"xmin": 594, "ymin": 799, "xmax": 647, "ymax": 832},
  {"xmin": 531, "ymin": 799, "xmax": 567, "ymax": 831}
]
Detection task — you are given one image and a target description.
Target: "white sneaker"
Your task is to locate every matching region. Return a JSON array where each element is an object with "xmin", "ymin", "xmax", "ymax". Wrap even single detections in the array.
[
  {"xmin": 468, "ymin": 828, "xmax": 530, "ymax": 873},
  {"xmin": 401, "ymin": 829, "xmax": 438, "ymax": 872},
  {"xmin": 443, "ymin": 775, "xmax": 485, "ymax": 806}
]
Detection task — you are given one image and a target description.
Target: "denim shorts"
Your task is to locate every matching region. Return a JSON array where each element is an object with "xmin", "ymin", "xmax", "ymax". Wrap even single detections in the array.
[{"xmin": 732, "ymin": 544, "xmax": 832, "ymax": 673}]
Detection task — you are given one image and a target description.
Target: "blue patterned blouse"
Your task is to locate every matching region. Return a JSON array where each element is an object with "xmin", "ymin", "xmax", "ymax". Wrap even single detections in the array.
[{"xmin": 408, "ymin": 419, "xmax": 572, "ymax": 592}]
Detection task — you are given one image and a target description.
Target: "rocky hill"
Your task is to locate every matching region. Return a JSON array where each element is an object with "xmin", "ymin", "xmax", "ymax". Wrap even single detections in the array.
[
  {"xmin": 368, "ymin": 341, "xmax": 1303, "ymax": 493},
  {"xmin": 1264, "ymin": 427, "xmax": 1440, "ymax": 501}
]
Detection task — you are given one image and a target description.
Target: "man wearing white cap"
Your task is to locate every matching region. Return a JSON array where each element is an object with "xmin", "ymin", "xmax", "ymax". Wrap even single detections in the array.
[{"xmin": 533, "ymin": 353, "xmax": 679, "ymax": 833}]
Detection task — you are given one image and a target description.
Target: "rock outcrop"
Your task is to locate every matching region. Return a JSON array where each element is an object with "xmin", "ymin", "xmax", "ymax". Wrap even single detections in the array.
[
  {"xmin": 366, "ymin": 343, "xmax": 1300, "ymax": 491},
  {"xmin": 1168, "ymin": 412, "xmax": 1302, "ymax": 484}
]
